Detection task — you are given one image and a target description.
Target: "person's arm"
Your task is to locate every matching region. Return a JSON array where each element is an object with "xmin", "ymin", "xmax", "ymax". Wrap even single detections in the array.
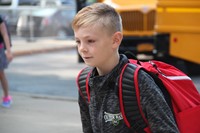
[
  {"xmin": 78, "ymin": 94, "xmax": 93, "ymax": 133},
  {"xmin": 138, "ymin": 70, "xmax": 180, "ymax": 133},
  {"xmin": 0, "ymin": 22, "xmax": 13, "ymax": 62}
]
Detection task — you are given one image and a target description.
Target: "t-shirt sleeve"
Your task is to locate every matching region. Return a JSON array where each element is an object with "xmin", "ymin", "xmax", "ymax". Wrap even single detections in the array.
[{"xmin": 78, "ymin": 94, "xmax": 93, "ymax": 133}]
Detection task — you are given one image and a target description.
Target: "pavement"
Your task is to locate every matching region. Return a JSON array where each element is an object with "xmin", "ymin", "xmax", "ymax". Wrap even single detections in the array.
[
  {"xmin": 12, "ymin": 38, "xmax": 76, "ymax": 57},
  {"xmin": 0, "ymin": 38, "xmax": 82, "ymax": 133}
]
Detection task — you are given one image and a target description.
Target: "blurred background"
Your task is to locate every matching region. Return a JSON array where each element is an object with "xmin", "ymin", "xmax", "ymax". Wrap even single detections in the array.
[{"xmin": 0, "ymin": 0, "xmax": 77, "ymax": 40}]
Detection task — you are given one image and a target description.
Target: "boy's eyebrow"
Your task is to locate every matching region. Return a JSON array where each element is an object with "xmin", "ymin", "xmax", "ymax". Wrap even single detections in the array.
[{"xmin": 75, "ymin": 35, "xmax": 94, "ymax": 40}]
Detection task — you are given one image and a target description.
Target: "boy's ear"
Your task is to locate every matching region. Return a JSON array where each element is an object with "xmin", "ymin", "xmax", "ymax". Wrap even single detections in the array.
[{"xmin": 112, "ymin": 31, "xmax": 123, "ymax": 48}]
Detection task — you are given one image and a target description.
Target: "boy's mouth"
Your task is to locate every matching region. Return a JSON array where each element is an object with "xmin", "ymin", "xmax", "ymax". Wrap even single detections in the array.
[{"xmin": 83, "ymin": 56, "xmax": 92, "ymax": 60}]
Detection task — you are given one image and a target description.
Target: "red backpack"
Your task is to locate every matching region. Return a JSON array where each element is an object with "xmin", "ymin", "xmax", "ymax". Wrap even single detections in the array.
[{"xmin": 76, "ymin": 59, "xmax": 200, "ymax": 133}]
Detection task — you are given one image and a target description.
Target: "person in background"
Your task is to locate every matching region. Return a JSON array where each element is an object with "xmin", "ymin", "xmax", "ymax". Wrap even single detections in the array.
[
  {"xmin": 0, "ymin": 15, "xmax": 13, "ymax": 108},
  {"xmin": 76, "ymin": 0, "xmax": 86, "ymax": 12}
]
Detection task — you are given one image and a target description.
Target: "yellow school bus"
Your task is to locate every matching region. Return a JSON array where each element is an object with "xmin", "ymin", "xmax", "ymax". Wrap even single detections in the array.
[
  {"xmin": 97, "ymin": 0, "xmax": 157, "ymax": 56},
  {"xmin": 154, "ymin": 0, "xmax": 200, "ymax": 73},
  {"xmin": 78, "ymin": 0, "xmax": 200, "ymax": 74}
]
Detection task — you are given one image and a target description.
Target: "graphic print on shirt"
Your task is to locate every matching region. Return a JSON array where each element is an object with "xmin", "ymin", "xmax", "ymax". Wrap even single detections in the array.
[{"xmin": 104, "ymin": 112, "xmax": 123, "ymax": 126}]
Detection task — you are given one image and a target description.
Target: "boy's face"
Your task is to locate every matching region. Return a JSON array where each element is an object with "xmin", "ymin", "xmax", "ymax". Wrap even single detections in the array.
[{"xmin": 74, "ymin": 24, "xmax": 119, "ymax": 68}]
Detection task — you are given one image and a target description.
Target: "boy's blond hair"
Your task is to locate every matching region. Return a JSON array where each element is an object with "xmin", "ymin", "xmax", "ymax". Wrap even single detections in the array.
[{"xmin": 72, "ymin": 3, "xmax": 122, "ymax": 35}]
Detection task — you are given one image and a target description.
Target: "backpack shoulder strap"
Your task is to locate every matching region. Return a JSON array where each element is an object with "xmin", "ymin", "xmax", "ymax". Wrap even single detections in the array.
[
  {"xmin": 119, "ymin": 63, "xmax": 151, "ymax": 133},
  {"xmin": 76, "ymin": 67, "xmax": 93, "ymax": 104}
]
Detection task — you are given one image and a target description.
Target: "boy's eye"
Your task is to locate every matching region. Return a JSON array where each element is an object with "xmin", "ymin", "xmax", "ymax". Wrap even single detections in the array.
[
  {"xmin": 88, "ymin": 39, "xmax": 95, "ymax": 43},
  {"xmin": 75, "ymin": 40, "xmax": 80, "ymax": 45}
]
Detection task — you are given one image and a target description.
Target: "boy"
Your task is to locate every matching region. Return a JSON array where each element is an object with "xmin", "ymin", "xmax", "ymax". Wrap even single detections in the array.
[
  {"xmin": 0, "ymin": 15, "xmax": 13, "ymax": 108},
  {"xmin": 72, "ymin": 3, "xmax": 179, "ymax": 133}
]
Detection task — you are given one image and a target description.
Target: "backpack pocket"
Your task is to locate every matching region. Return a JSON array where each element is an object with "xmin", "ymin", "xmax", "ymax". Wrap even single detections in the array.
[{"xmin": 176, "ymin": 105, "xmax": 200, "ymax": 133}]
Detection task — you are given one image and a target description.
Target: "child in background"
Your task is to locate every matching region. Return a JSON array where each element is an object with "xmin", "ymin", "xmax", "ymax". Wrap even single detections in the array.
[{"xmin": 0, "ymin": 15, "xmax": 13, "ymax": 108}]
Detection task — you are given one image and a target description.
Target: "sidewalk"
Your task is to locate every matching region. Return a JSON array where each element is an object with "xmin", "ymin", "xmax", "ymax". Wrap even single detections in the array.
[
  {"xmin": 12, "ymin": 38, "xmax": 76, "ymax": 57},
  {"xmin": 0, "ymin": 92, "xmax": 82, "ymax": 133},
  {"xmin": 0, "ymin": 38, "xmax": 82, "ymax": 133}
]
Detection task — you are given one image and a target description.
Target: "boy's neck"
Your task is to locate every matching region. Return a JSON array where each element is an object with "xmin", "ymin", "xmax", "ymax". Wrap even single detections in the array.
[{"xmin": 96, "ymin": 54, "xmax": 120, "ymax": 76}]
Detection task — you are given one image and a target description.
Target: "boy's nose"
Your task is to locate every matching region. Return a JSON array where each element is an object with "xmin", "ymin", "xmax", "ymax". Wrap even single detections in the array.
[{"xmin": 79, "ymin": 43, "xmax": 87, "ymax": 53}]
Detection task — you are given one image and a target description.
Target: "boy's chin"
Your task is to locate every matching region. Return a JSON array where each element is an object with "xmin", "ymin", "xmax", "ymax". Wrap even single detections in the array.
[{"xmin": 84, "ymin": 62, "xmax": 95, "ymax": 67}]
